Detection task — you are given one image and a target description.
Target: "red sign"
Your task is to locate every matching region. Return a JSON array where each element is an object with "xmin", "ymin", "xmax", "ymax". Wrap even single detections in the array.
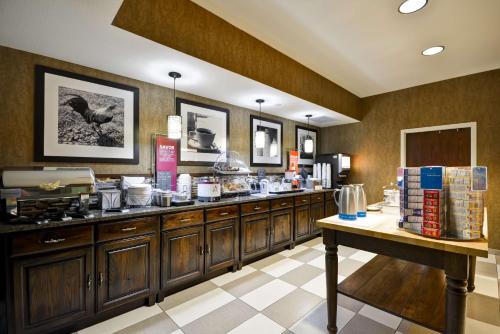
[
  {"xmin": 155, "ymin": 135, "xmax": 177, "ymax": 191},
  {"xmin": 289, "ymin": 150, "xmax": 299, "ymax": 172}
]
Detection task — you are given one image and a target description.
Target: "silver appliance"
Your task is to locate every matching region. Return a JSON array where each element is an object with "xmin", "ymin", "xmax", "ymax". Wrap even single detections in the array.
[
  {"xmin": 197, "ymin": 177, "xmax": 221, "ymax": 202},
  {"xmin": 353, "ymin": 184, "xmax": 367, "ymax": 217},
  {"xmin": 334, "ymin": 185, "xmax": 357, "ymax": 220},
  {"xmin": 315, "ymin": 153, "xmax": 351, "ymax": 188}
]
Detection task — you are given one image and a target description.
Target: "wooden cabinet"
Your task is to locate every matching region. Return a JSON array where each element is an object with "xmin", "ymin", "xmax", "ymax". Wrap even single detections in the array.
[
  {"xmin": 12, "ymin": 247, "xmax": 94, "ymax": 334},
  {"xmin": 240, "ymin": 213, "xmax": 270, "ymax": 261},
  {"xmin": 161, "ymin": 226, "xmax": 204, "ymax": 290},
  {"xmin": 325, "ymin": 199, "xmax": 336, "ymax": 218},
  {"xmin": 96, "ymin": 234, "xmax": 158, "ymax": 312},
  {"xmin": 310, "ymin": 201, "xmax": 325, "ymax": 235},
  {"xmin": 205, "ymin": 219, "xmax": 238, "ymax": 273},
  {"xmin": 294, "ymin": 204, "xmax": 310, "ymax": 241},
  {"xmin": 270, "ymin": 208, "xmax": 293, "ymax": 250}
]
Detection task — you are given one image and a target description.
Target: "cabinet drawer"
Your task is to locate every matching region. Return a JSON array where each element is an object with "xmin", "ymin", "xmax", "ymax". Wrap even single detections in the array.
[
  {"xmin": 162, "ymin": 210, "xmax": 204, "ymax": 230},
  {"xmin": 10, "ymin": 225, "xmax": 93, "ymax": 257},
  {"xmin": 295, "ymin": 195, "xmax": 310, "ymax": 206},
  {"xmin": 97, "ymin": 216, "xmax": 158, "ymax": 242},
  {"xmin": 241, "ymin": 200, "xmax": 269, "ymax": 215},
  {"xmin": 271, "ymin": 197, "xmax": 294, "ymax": 210},
  {"xmin": 310, "ymin": 193, "xmax": 325, "ymax": 203},
  {"xmin": 206, "ymin": 205, "xmax": 239, "ymax": 222}
]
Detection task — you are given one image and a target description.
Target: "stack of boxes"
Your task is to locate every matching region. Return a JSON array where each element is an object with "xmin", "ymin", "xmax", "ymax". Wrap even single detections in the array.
[
  {"xmin": 422, "ymin": 189, "xmax": 446, "ymax": 238},
  {"xmin": 445, "ymin": 167, "xmax": 484, "ymax": 240}
]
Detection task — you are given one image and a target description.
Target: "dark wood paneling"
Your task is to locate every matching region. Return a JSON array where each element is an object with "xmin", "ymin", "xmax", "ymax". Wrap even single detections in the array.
[
  {"xmin": 270, "ymin": 197, "xmax": 294, "ymax": 210},
  {"xmin": 161, "ymin": 226, "xmax": 204, "ymax": 290},
  {"xmin": 406, "ymin": 128, "xmax": 471, "ymax": 167},
  {"xmin": 206, "ymin": 205, "xmax": 239, "ymax": 223},
  {"xmin": 240, "ymin": 213, "xmax": 270, "ymax": 260},
  {"xmin": 10, "ymin": 225, "xmax": 93, "ymax": 257},
  {"xmin": 96, "ymin": 234, "xmax": 157, "ymax": 312},
  {"xmin": 310, "ymin": 201, "xmax": 325, "ymax": 235},
  {"xmin": 325, "ymin": 200, "xmax": 337, "ymax": 218},
  {"xmin": 161, "ymin": 210, "xmax": 204, "ymax": 231},
  {"xmin": 113, "ymin": 0, "xmax": 361, "ymax": 120},
  {"xmin": 12, "ymin": 247, "xmax": 94, "ymax": 334},
  {"xmin": 270, "ymin": 208, "xmax": 293, "ymax": 250},
  {"xmin": 294, "ymin": 205, "xmax": 310, "ymax": 241},
  {"xmin": 294, "ymin": 195, "xmax": 310, "ymax": 206},
  {"xmin": 96, "ymin": 217, "xmax": 158, "ymax": 242},
  {"xmin": 205, "ymin": 219, "xmax": 238, "ymax": 273},
  {"xmin": 310, "ymin": 193, "xmax": 325, "ymax": 203},
  {"xmin": 241, "ymin": 200, "xmax": 270, "ymax": 216}
]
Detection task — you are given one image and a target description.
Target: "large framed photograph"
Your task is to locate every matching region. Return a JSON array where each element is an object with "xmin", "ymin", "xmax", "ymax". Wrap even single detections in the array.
[
  {"xmin": 34, "ymin": 65, "xmax": 139, "ymax": 164},
  {"xmin": 177, "ymin": 98, "xmax": 229, "ymax": 166},
  {"xmin": 296, "ymin": 125, "xmax": 317, "ymax": 165},
  {"xmin": 250, "ymin": 115, "xmax": 283, "ymax": 167}
]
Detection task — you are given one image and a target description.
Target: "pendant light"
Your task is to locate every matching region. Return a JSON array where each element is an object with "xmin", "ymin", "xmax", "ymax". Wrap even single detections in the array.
[
  {"xmin": 304, "ymin": 114, "xmax": 314, "ymax": 153},
  {"xmin": 255, "ymin": 99, "xmax": 266, "ymax": 149},
  {"xmin": 167, "ymin": 71, "xmax": 182, "ymax": 139}
]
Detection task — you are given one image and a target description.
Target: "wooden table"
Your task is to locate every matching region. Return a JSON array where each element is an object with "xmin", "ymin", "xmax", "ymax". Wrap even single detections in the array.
[{"xmin": 316, "ymin": 211, "xmax": 489, "ymax": 334}]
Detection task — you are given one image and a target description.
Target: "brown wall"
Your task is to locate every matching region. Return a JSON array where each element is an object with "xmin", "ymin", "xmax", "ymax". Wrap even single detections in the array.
[
  {"xmin": 112, "ymin": 0, "xmax": 362, "ymax": 120},
  {"xmin": 0, "ymin": 46, "xmax": 317, "ymax": 175},
  {"xmin": 320, "ymin": 69, "xmax": 500, "ymax": 249}
]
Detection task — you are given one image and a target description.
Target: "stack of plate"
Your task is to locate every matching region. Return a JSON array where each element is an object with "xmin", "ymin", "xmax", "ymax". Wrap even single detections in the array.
[{"xmin": 126, "ymin": 184, "xmax": 152, "ymax": 207}]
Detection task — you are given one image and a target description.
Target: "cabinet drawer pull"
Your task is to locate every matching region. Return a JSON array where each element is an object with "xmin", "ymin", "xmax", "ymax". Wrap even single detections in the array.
[
  {"xmin": 43, "ymin": 238, "xmax": 66, "ymax": 244},
  {"xmin": 199, "ymin": 245, "xmax": 204, "ymax": 255},
  {"xmin": 254, "ymin": 206, "xmax": 261, "ymax": 210},
  {"xmin": 281, "ymin": 202, "xmax": 287, "ymax": 206},
  {"xmin": 87, "ymin": 274, "xmax": 92, "ymax": 291},
  {"xmin": 302, "ymin": 199, "xmax": 307, "ymax": 202},
  {"xmin": 98, "ymin": 272, "xmax": 104, "ymax": 286},
  {"xmin": 180, "ymin": 218, "xmax": 191, "ymax": 223},
  {"xmin": 205, "ymin": 244, "xmax": 211, "ymax": 254},
  {"xmin": 121, "ymin": 227, "xmax": 137, "ymax": 232},
  {"xmin": 219, "ymin": 212, "xmax": 229, "ymax": 216}
]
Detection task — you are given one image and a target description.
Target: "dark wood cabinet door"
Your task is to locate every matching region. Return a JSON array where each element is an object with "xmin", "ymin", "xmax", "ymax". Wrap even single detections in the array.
[
  {"xmin": 96, "ymin": 234, "xmax": 157, "ymax": 312},
  {"xmin": 12, "ymin": 247, "xmax": 94, "ymax": 334},
  {"xmin": 205, "ymin": 219, "xmax": 238, "ymax": 273},
  {"xmin": 270, "ymin": 208, "xmax": 293, "ymax": 250},
  {"xmin": 294, "ymin": 205, "xmax": 310, "ymax": 241},
  {"xmin": 161, "ymin": 226, "xmax": 204, "ymax": 290},
  {"xmin": 325, "ymin": 200, "xmax": 337, "ymax": 218},
  {"xmin": 240, "ymin": 213, "xmax": 270, "ymax": 261},
  {"xmin": 310, "ymin": 202, "xmax": 325, "ymax": 235}
]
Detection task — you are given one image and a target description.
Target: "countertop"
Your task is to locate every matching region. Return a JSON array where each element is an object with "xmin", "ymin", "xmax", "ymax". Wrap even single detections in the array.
[
  {"xmin": 316, "ymin": 210, "xmax": 489, "ymax": 258},
  {"xmin": 0, "ymin": 189, "xmax": 334, "ymax": 234}
]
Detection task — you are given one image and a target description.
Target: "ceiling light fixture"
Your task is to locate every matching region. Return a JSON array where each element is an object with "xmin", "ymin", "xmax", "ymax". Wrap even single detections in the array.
[
  {"xmin": 167, "ymin": 71, "xmax": 182, "ymax": 139},
  {"xmin": 304, "ymin": 115, "xmax": 314, "ymax": 154},
  {"xmin": 255, "ymin": 99, "xmax": 266, "ymax": 149},
  {"xmin": 422, "ymin": 46, "xmax": 445, "ymax": 56},
  {"xmin": 398, "ymin": 0, "xmax": 428, "ymax": 14}
]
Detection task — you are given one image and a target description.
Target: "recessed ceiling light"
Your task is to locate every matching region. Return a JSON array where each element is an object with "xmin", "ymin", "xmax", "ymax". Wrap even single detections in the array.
[
  {"xmin": 398, "ymin": 0, "xmax": 428, "ymax": 14},
  {"xmin": 422, "ymin": 46, "xmax": 445, "ymax": 56}
]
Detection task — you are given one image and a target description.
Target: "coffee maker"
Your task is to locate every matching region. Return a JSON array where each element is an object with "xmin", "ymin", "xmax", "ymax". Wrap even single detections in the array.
[{"xmin": 315, "ymin": 153, "xmax": 351, "ymax": 189}]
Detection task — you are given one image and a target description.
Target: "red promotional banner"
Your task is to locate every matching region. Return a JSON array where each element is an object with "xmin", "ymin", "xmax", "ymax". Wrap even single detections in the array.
[
  {"xmin": 289, "ymin": 150, "xmax": 299, "ymax": 172},
  {"xmin": 155, "ymin": 135, "xmax": 177, "ymax": 191}
]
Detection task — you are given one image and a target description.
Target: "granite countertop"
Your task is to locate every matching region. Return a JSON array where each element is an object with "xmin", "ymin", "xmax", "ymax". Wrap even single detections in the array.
[{"xmin": 0, "ymin": 189, "xmax": 335, "ymax": 234}]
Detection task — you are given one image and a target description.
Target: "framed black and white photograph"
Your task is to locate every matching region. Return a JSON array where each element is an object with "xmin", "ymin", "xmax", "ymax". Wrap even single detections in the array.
[
  {"xmin": 34, "ymin": 65, "xmax": 139, "ymax": 164},
  {"xmin": 177, "ymin": 98, "xmax": 229, "ymax": 166},
  {"xmin": 250, "ymin": 115, "xmax": 283, "ymax": 166},
  {"xmin": 296, "ymin": 125, "xmax": 317, "ymax": 165}
]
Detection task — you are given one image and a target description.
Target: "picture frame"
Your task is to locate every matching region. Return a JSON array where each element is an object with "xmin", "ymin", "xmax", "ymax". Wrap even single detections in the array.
[
  {"xmin": 177, "ymin": 98, "xmax": 229, "ymax": 166},
  {"xmin": 34, "ymin": 65, "xmax": 139, "ymax": 164},
  {"xmin": 250, "ymin": 115, "xmax": 283, "ymax": 167},
  {"xmin": 295, "ymin": 125, "xmax": 317, "ymax": 166}
]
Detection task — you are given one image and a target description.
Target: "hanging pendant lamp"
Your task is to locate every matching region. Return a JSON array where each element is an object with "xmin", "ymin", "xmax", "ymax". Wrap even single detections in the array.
[
  {"xmin": 304, "ymin": 114, "xmax": 314, "ymax": 153},
  {"xmin": 255, "ymin": 99, "xmax": 266, "ymax": 149},
  {"xmin": 167, "ymin": 71, "xmax": 182, "ymax": 139}
]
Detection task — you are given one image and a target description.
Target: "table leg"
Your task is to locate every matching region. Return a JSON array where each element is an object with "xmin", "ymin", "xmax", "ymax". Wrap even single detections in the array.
[
  {"xmin": 467, "ymin": 255, "xmax": 476, "ymax": 292},
  {"xmin": 444, "ymin": 254, "xmax": 469, "ymax": 334},
  {"xmin": 324, "ymin": 230, "xmax": 338, "ymax": 334}
]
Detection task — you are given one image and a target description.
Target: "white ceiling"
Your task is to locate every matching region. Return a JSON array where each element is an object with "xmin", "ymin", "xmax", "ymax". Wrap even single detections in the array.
[
  {"xmin": 0, "ymin": 0, "xmax": 357, "ymax": 127},
  {"xmin": 193, "ymin": 0, "xmax": 500, "ymax": 97}
]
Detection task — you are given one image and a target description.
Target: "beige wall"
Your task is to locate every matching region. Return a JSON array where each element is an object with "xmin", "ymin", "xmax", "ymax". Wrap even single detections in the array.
[
  {"xmin": 320, "ymin": 69, "xmax": 500, "ymax": 249},
  {"xmin": 0, "ymin": 46, "xmax": 317, "ymax": 175}
]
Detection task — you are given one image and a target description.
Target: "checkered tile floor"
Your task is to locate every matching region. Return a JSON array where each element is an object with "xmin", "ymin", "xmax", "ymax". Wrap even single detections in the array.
[{"xmin": 79, "ymin": 238, "xmax": 500, "ymax": 334}]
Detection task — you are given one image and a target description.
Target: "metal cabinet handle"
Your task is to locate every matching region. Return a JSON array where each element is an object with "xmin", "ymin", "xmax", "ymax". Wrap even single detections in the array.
[
  {"xmin": 205, "ymin": 244, "xmax": 211, "ymax": 254},
  {"xmin": 220, "ymin": 212, "xmax": 229, "ymax": 216},
  {"xmin": 302, "ymin": 199, "xmax": 307, "ymax": 202},
  {"xmin": 43, "ymin": 238, "xmax": 66, "ymax": 244},
  {"xmin": 121, "ymin": 227, "xmax": 137, "ymax": 232},
  {"xmin": 199, "ymin": 245, "xmax": 204, "ymax": 255},
  {"xmin": 87, "ymin": 274, "xmax": 92, "ymax": 291},
  {"xmin": 281, "ymin": 202, "xmax": 287, "ymax": 206},
  {"xmin": 180, "ymin": 218, "xmax": 191, "ymax": 223},
  {"xmin": 254, "ymin": 206, "xmax": 261, "ymax": 210},
  {"xmin": 98, "ymin": 272, "xmax": 104, "ymax": 286}
]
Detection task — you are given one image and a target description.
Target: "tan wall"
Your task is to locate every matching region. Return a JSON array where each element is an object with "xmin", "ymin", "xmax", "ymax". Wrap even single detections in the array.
[
  {"xmin": 320, "ymin": 69, "xmax": 500, "ymax": 249},
  {"xmin": 0, "ymin": 46, "xmax": 317, "ymax": 175}
]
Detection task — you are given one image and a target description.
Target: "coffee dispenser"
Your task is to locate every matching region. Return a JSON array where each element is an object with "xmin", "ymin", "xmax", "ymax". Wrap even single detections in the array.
[{"xmin": 315, "ymin": 153, "xmax": 351, "ymax": 189}]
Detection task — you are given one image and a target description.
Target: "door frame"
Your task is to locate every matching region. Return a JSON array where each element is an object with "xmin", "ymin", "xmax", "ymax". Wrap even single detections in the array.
[{"xmin": 400, "ymin": 122, "xmax": 477, "ymax": 167}]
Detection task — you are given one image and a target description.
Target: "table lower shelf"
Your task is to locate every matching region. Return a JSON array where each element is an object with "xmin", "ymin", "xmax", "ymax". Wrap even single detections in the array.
[{"xmin": 337, "ymin": 255, "xmax": 445, "ymax": 332}]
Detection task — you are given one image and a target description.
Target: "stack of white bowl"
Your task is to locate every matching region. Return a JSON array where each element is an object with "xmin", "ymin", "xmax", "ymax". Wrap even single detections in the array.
[{"xmin": 126, "ymin": 184, "xmax": 152, "ymax": 207}]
